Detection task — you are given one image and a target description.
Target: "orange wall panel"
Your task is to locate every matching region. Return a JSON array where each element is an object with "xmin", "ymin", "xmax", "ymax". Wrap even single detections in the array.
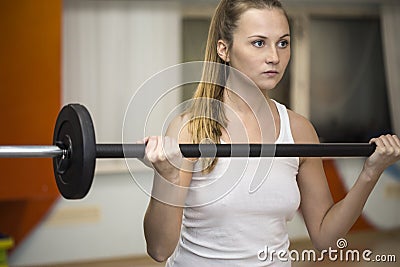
[
  {"xmin": 0, "ymin": 0, "xmax": 61, "ymax": 200},
  {"xmin": 0, "ymin": 0, "xmax": 62, "ymax": 246}
]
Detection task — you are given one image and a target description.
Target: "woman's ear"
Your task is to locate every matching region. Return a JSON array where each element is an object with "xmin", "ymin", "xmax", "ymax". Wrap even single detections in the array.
[{"xmin": 217, "ymin": 40, "xmax": 230, "ymax": 62}]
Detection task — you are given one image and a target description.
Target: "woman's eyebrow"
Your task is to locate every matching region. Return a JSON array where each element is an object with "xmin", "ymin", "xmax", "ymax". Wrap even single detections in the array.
[{"xmin": 248, "ymin": 33, "xmax": 290, "ymax": 39}]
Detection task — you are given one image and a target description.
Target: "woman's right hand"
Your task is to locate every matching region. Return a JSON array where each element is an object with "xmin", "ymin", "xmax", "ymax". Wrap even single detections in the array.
[{"xmin": 140, "ymin": 136, "xmax": 183, "ymax": 184}]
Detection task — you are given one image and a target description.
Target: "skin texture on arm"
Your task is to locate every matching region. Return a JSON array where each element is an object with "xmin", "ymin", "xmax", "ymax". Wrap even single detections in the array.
[
  {"xmin": 291, "ymin": 109, "xmax": 400, "ymax": 250},
  {"xmin": 143, "ymin": 114, "xmax": 194, "ymax": 262}
]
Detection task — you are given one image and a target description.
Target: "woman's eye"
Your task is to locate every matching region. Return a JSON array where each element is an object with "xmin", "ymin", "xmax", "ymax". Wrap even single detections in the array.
[
  {"xmin": 252, "ymin": 40, "xmax": 265, "ymax": 48},
  {"xmin": 277, "ymin": 40, "xmax": 289, "ymax": 48}
]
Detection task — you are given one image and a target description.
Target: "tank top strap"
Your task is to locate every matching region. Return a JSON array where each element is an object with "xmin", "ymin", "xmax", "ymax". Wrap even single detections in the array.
[{"xmin": 272, "ymin": 100, "xmax": 295, "ymax": 144}]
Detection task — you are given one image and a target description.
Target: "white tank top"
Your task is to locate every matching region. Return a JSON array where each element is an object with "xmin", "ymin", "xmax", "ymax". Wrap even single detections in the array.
[{"xmin": 166, "ymin": 101, "xmax": 300, "ymax": 266}]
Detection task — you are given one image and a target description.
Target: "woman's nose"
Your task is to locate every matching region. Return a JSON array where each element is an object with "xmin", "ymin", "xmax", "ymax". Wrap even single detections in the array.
[{"xmin": 265, "ymin": 46, "xmax": 280, "ymax": 64}]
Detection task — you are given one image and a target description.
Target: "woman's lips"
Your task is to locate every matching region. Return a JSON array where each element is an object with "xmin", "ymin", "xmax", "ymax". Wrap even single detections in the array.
[{"xmin": 263, "ymin": 70, "xmax": 279, "ymax": 77}]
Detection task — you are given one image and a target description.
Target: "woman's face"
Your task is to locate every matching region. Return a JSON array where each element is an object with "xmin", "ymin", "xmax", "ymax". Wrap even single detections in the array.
[{"xmin": 223, "ymin": 8, "xmax": 290, "ymax": 91}]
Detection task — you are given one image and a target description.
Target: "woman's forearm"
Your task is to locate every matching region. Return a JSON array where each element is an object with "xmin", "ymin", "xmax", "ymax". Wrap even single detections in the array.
[
  {"xmin": 144, "ymin": 198, "xmax": 183, "ymax": 262},
  {"xmin": 143, "ymin": 172, "xmax": 188, "ymax": 262},
  {"xmin": 317, "ymin": 167, "xmax": 382, "ymax": 249}
]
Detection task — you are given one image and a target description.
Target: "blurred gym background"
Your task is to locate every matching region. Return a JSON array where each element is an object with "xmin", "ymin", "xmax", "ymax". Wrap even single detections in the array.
[{"xmin": 0, "ymin": 0, "xmax": 399, "ymax": 266}]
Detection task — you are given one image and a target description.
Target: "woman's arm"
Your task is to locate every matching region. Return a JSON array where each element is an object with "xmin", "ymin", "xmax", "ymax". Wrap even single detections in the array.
[
  {"xmin": 291, "ymin": 111, "xmax": 400, "ymax": 250},
  {"xmin": 142, "ymin": 115, "xmax": 194, "ymax": 262},
  {"xmin": 144, "ymin": 167, "xmax": 192, "ymax": 262}
]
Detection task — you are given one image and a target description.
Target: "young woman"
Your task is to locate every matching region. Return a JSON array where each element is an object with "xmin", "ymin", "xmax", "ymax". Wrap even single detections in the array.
[{"xmin": 141, "ymin": 0, "xmax": 400, "ymax": 266}]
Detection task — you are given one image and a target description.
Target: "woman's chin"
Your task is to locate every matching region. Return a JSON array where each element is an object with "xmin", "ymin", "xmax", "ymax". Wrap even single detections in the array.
[{"xmin": 257, "ymin": 84, "xmax": 278, "ymax": 91}]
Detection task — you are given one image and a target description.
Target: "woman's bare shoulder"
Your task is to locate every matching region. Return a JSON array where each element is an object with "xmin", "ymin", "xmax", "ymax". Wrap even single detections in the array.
[
  {"xmin": 165, "ymin": 112, "xmax": 192, "ymax": 144},
  {"xmin": 287, "ymin": 109, "xmax": 320, "ymax": 144}
]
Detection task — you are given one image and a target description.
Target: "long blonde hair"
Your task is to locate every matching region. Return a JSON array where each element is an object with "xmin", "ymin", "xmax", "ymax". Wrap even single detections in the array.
[{"xmin": 187, "ymin": 0, "xmax": 287, "ymax": 173}]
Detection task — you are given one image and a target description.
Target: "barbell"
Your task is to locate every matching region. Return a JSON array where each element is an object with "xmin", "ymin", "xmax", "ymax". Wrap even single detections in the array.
[{"xmin": 0, "ymin": 104, "xmax": 376, "ymax": 199}]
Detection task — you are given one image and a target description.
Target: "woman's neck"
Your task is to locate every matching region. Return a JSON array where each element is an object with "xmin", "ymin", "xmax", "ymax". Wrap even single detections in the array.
[
  {"xmin": 222, "ymin": 75, "xmax": 277, "ymax": 143},
  {"xmin": 223, "ymin": 84, "xmax": 272, "ymax": 115},
  {"xmin": 222, "ymin": 88, "xmax": 277, "ymax": 143}
]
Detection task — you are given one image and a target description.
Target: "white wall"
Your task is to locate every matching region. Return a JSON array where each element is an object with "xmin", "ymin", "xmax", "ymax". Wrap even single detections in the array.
[{"xmin": 62, "ymin": 0, "xmax": 182, "ymax": 147}]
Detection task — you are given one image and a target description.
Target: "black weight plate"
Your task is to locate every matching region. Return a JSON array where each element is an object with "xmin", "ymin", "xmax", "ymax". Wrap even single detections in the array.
[{"xmin": 53, "ymin": 104, "xmax": 96, "ymax": 199}]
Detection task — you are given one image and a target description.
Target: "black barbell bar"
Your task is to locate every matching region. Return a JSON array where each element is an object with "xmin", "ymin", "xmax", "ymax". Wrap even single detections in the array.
[
  {"xmin": 96, "ymin": 143, "xmax": 376, "ymax": 158},
  {"xmin": 0, "ymin": 143, "xmax": 376, "ymax": 159},
  {"xmin": 0, "ymin": 104, "xmax": 378, "ymax": 199}
]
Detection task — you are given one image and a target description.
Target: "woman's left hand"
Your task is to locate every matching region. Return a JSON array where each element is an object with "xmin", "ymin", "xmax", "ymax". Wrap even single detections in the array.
[{"xmin": 364, "ymin": 134, "xmax": 400, "ymax": 176}]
